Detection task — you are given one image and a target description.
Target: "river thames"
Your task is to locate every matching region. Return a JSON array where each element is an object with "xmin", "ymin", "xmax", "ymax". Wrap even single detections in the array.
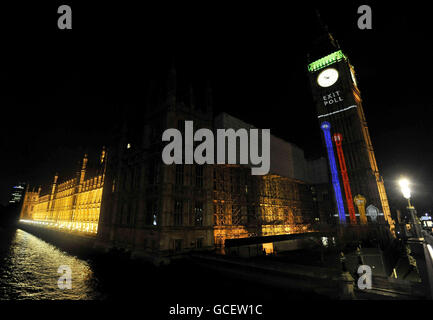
[
  {"xmin": 0, "ymin": 227, "xmax": 327, "ymax": 303},
  {"xmin": 0, "ymin": 228, "xmax": 103, "ymax": 300}
]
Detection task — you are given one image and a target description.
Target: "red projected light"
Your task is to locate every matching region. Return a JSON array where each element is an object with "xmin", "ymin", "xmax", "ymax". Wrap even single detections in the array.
[{"xmin": 333, "ymin": 133, "xmax": 357, "ymax": 224}]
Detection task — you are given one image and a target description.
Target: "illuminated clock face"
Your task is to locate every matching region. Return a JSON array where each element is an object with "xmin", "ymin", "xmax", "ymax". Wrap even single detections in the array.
[{"xmin": 317, "ymin": 68, "xmax": 339, "ymax": 87}]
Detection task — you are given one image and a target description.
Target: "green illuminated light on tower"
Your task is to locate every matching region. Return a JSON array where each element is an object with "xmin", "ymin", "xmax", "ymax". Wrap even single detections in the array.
[{"xmin": 308, "ymin": 50, "xmax": 347, "ymax": 72}]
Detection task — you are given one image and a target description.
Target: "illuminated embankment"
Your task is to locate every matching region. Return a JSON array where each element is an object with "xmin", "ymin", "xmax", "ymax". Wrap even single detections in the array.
[
  {"xmin": 0, "ymin": 229, "xmax": 101, "ymax": 299},
  {"xmin": 19, "ymin": 219, "xmax": 98, "ymax": 235}
]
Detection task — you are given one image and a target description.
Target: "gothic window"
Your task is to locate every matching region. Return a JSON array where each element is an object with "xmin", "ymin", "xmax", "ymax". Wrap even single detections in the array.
[
  {"xmin": 127, "ymin": 201, "xmax": 136, "ymax": 225},
  {"xmin": 174, "ymin": 200, "xmax": 183, "ymax": 226},
  {"xmin": 195, "ymin": 165, "xmax": 203, "ymax": 188},
  {"xmin": 121, "ymin": 169, "xmax": 127, "ymax": 190},
  {"xmin": 174, "ymin": 239, "xmax": 183, "ymax": 252},
  {"xmin": 145, "ymin": 201, "xmax": 158, "ymax": 226},
  {"xmin": 194, "ymin": 201, "xmax": 203, "ymax": 226},
  {"xmin": 121, "ymin": 202, "xmax": 128, "ymax": 225},
  {"xmin": 153, "ymin": 211, "xmax": 158, "ymax": 226},
  {"xmin": 149, "ymin": 161, "xmax": 159, "ymax": 185},
  {"xmin": 146, "ymin": 202, "xmax": 152, "ymax": 225},
  {"xmin": 126, "ymin": 169, "xmax": 132, "ymax": 191},
  {"xmin": 136, "ymin": 167, "xmax": 142, "ymax": 189},
  {"xmin": 322, "ymin": 192, "xmax": 329, "ymax": 202},
  {"xmin": 247, "ymin": 206, "xmax": 256, "ymax": 224},
  {"xmin": 175, "ymin": 165, "xmax": 184, "ymax": 185},
  {"xmin": 154, "ymin": 162, "xmax": 160, "ymax": 184},
  {"xmin": 126, "ymin": 204, "xmax": 132, "ymax": 225},
  {"xmin": 148, "ymin": 163, "xmax": 154, "ymax": 185},
  {"xmin": 214, "ymin": 202, "xmax": 223, "ymax": 226}
]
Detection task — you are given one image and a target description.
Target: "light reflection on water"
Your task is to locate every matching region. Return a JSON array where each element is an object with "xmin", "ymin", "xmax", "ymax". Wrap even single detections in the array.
[{"xmin": 0, "ymin": 229, "xmax": 102, "ymax": 300}]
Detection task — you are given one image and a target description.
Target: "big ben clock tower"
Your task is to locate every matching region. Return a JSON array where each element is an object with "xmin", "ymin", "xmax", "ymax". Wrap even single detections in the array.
[{"xmin": 307, "ymin": 28, "xmax": 394, "ymax": 233}]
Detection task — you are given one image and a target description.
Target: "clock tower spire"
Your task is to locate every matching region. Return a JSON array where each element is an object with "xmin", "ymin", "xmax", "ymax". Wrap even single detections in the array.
[{"xmin": 308, "ymin": 9, "xmax": 340, "ymax": 63}]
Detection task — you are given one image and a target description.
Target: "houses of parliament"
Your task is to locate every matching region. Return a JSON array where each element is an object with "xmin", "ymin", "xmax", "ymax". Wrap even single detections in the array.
[
  {"xmin": 20, "ymin": 23, "xmax": 394, "ymax": 258},
  {"xmin": 20, "ymin": 151, "xmax": 107, "ymax": 234},
  {"xmin": 19, "ymin": 65, "xmax": 335, "ymax": 259}
]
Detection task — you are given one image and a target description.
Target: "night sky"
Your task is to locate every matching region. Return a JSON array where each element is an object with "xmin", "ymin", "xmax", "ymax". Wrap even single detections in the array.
[{"xmin": 1, "ymin": 1, "xmax": 432, "ymax": 214}]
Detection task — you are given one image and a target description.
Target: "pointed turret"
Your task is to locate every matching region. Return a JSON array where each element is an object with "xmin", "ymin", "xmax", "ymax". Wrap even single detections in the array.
[
  {"xmin": 79, "ymin": 154, "xmax": 88, "ymax": 185},
  {"xmin": 100, "ymin": 146, "xmax": 107, "ymax": 179},
  {"xmin": 51, "ymin": 173, "xmax": 58, "ymax": 195},
  {"xmin": 48, "ymin": 173, "xmax": 59, "ymax": 218},
  {"xmin": 100, "ymin": 146, "xmax": 106, "ymax": 164}
]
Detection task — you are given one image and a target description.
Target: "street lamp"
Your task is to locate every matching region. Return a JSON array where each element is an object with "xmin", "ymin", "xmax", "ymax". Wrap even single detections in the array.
[
  {"xmin": 399, "ymin": 178, "xmax": 413, "ymax": 207},
  {"xmin": 399, "ymin": 178, "xmax": 421, "ymax": 238},
  {"xmin": 398, "ymin": 180, "xmax": 433, "ymax": 299}
]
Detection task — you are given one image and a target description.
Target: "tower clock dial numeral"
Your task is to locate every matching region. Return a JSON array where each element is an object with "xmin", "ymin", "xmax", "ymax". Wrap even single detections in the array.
[{"xmin": 317, "ymin": 68, "xmax": 339, "ymax": 88}]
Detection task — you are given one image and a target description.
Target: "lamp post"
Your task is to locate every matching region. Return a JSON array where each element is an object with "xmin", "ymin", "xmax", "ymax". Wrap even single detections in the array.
[
  {"xmin": 399, "ymin": 178, "xmax": 433, "ymax": 298},
  {"xmin": 398, "ymin": 178, "xmax": 422, "ymax": 238},
  {"xmin": 399, "ymin": 178, "xmax": 412, "ymax": 207}
]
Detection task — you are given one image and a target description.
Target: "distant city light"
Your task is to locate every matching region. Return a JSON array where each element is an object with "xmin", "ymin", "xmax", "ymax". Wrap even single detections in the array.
[{"xmin": 9, "ymin": 183, "xmax": 26, "ymax": 204}]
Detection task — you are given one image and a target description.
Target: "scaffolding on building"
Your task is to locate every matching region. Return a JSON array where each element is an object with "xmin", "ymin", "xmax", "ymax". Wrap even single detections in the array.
[{"xmin": 212, "ymin": 165, "xmax": 314, "ymax": 248}]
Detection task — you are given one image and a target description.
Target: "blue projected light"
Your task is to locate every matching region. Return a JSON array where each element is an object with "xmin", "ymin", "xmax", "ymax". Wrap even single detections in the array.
[{"xmin": 321, "ymin": 122, "xmax": 346, "ymax": 223}]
